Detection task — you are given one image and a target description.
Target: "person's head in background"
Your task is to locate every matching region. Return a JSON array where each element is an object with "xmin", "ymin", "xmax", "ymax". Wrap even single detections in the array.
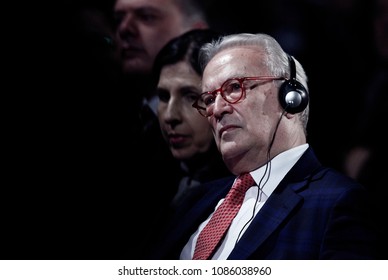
[
  {"xmin": 113, "ymin": 0, "xmax": 208, "ymax": 78},
  {"xmin": 153, "ymin": 29, "xmax": 223, "ymax": 163}
]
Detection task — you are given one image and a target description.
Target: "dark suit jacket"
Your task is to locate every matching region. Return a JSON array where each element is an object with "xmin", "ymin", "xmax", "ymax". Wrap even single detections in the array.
[{"xmin": 149, "ymin": 147, "xmax": 377, "ymax": 260}]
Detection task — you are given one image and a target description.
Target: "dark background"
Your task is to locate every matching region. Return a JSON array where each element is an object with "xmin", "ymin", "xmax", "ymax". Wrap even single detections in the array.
[{"xmin": 4, "ymin": 0, "xmax": 385, "ymax": 259}]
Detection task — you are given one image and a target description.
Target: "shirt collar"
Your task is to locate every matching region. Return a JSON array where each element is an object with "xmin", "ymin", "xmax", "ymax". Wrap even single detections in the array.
[{"xmin": 250, "ymin": 144, "xmax": 309, "ymax": 198}]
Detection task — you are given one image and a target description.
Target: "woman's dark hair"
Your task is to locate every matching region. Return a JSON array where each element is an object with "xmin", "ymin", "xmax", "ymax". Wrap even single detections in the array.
[{"xmin": 152, "ymin": 29, "xmax": 222, "ymax": 87}]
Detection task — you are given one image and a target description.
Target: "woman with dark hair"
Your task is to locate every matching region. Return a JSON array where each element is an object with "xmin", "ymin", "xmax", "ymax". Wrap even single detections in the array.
[{"xmin": 153, "ymin": 29, "xmax": 231, "ymax": 210}]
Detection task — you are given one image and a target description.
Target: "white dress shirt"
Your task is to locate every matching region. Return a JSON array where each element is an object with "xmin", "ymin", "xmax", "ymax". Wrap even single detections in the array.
[{"xmin": 180, "ymin": 144, "xmax": 309, "ymax": 259}]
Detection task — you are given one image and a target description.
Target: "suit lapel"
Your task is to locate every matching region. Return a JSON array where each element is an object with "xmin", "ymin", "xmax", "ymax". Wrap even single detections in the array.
[
  {"xmin": 228, "ymin": 181, "xmax": 304, "ymax": 259},
  {"xmin": 228, "ymin": 147, "xmax": 322, "ymax": 259}
]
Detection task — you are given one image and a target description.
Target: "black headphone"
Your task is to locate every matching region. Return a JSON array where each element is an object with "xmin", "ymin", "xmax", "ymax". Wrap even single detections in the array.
[{"xmin": 278, "ymin": 54, "xmax": 309, "ymax": 114}]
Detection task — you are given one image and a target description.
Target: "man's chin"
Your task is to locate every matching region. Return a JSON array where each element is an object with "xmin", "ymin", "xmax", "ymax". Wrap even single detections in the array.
[{"xmin": 122, "ymin": 60, "xmax": 152, "ymax": 76}]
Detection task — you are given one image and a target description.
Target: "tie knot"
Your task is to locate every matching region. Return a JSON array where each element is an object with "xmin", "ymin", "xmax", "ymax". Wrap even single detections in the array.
[{"xmin": 231, "ymin": 173, "xmax": 255, "ymax": 195}]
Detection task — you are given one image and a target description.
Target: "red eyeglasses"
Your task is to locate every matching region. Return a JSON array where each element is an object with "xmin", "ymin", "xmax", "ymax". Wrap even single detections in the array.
[{"xmin": 192, "ymin": 76, "xmax": 285, "ymax": 117}]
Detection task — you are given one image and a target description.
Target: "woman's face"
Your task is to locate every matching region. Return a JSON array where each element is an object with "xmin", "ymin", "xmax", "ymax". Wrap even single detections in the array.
[{"xmin": 156, "ymin": 61, "xmax": 214, "ymax": 160}]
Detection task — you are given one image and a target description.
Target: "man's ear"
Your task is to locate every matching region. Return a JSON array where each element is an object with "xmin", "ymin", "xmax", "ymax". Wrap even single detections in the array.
[{"xmin": 284, "ymin": 112, "xmax": 296, "ymax": 119}]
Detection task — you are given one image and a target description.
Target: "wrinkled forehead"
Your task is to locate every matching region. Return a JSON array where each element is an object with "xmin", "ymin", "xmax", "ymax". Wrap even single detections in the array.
[{"xmin": 202, "ymin": 47, "xmax": 264, "ymax": 91}]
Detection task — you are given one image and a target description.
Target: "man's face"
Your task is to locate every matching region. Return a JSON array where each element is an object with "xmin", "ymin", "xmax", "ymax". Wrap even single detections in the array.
[
  {"xmin": 202, "ymin": 47, "xmax": 282, "ymax": 173},
  {"xmin": 113, "ymin": 0, "xmax": 198, "ymax": 76}
]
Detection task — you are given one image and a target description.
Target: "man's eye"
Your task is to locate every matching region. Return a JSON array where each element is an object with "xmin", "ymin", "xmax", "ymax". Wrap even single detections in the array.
[
  {"xmin": 203, "ymin": 95, "xmax": 215, "ymax": 106},
  {"xmin": 157, "ymin": 90, "xmax": 170, "ymax": 103},
  {"xmin": 137, "ymin": 11, "xmax": 159, "ymax": 23},
  {"xmin": 225, "ymin": 82, "xmax": 241, "ymax": 93}
]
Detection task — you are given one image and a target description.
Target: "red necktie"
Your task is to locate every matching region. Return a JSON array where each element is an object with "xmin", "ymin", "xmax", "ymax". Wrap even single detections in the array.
[{"xmin": 192, "ymin": 173, "xmax": 255, "ymax": 260}]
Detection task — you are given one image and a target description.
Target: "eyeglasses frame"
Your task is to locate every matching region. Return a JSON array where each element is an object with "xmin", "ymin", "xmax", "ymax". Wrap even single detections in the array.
[{"xmin": 192, "ymin": 76, "xmax": 285, "ymax": 117}]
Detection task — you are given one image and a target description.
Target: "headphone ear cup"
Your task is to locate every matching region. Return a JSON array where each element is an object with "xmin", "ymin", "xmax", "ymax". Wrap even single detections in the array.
[{"xmin": 278, "ymin": 79, "xmax": 309, "ymax": 114}]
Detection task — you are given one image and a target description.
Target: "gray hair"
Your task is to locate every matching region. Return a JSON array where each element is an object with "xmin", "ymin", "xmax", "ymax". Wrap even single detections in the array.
[{"xmin": 199, "ymin": 33, "xmax": 310, "ymax": 132}]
